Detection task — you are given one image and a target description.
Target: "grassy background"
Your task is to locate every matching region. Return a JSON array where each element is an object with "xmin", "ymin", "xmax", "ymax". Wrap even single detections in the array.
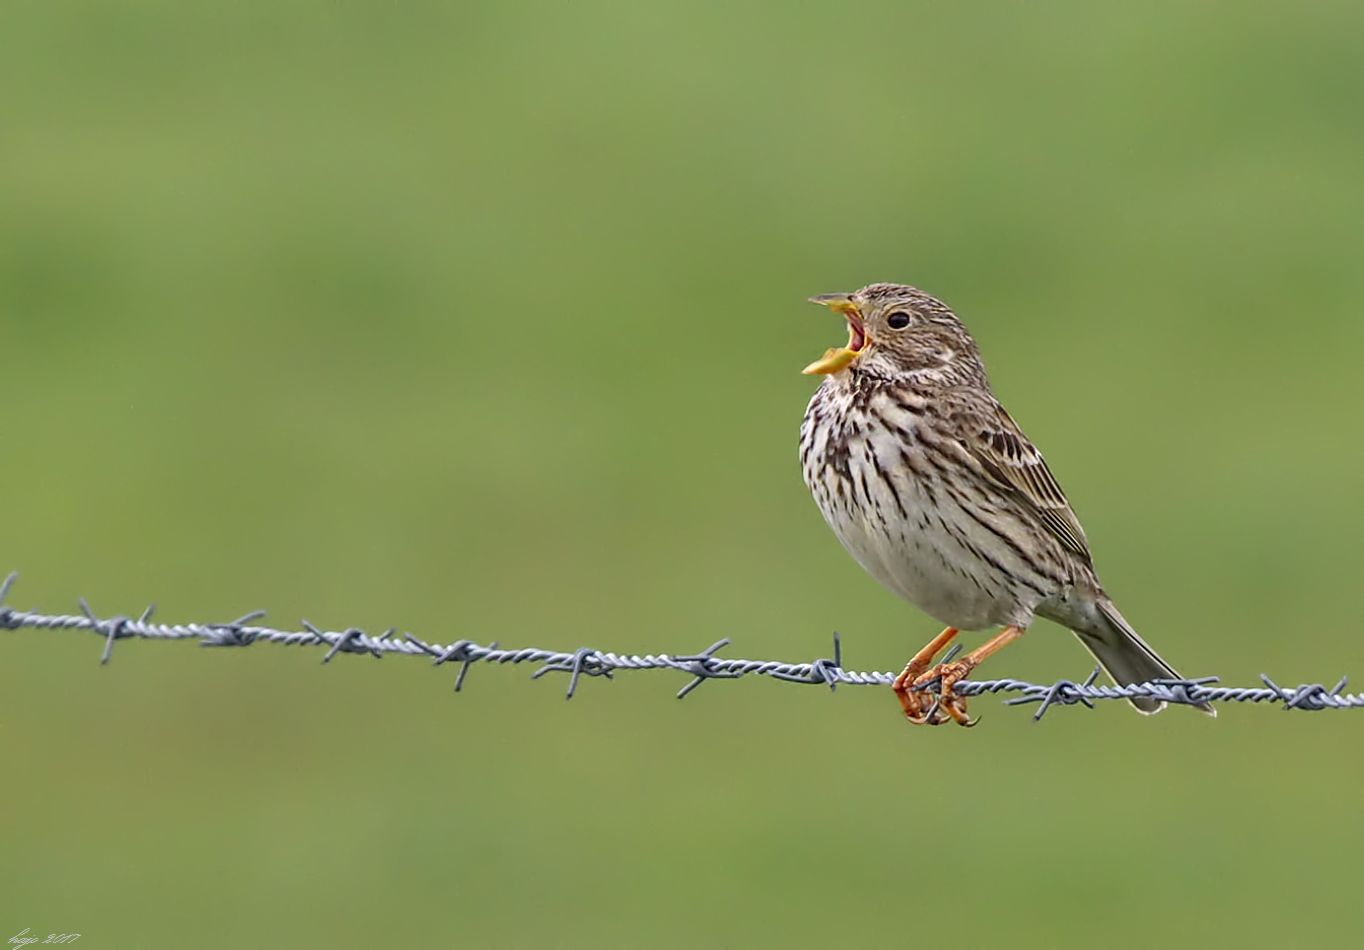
[{"xmin": 4, "ymin": 1, "xmax": 1363, "ymax": 946}]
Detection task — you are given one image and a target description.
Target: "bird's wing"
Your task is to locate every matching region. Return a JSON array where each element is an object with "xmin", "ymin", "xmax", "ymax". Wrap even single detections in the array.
[{"xmin": 944, "ymin": 391, "xmax": 1093, "ymax": 563}]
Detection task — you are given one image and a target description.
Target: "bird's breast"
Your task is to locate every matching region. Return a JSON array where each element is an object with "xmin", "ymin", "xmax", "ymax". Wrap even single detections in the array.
[{"xmin": 800, "ymin": 383, "xmax": 1042, "ymax": 630}]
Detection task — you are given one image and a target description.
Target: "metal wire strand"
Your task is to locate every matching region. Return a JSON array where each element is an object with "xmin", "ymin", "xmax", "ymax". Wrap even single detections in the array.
[{"xmin": 0, "ymin": 572, "xmax": 1356, "ymax": 720}]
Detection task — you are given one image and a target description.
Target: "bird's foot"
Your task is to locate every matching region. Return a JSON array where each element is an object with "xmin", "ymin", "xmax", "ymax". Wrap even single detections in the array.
[
  {"xmin": 893, "ymin": 662, "xmax": 937, "ymax": 723},
  {"xmin": 892, "ymin": 625, "xmax": 1023, "ymax": 727},
  {"xmin": 891, "ymin": 626, "xmax": 961, "ymax": 725},
  {"xmin": 906, "ymin": 659, "xmax": 979, "ymax": 727}
]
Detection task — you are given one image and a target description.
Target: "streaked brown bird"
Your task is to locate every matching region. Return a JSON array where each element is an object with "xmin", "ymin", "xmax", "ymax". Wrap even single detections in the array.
[{"xmin": 798, "ymin": 282, "xmax": 1214, "ymax": 725}]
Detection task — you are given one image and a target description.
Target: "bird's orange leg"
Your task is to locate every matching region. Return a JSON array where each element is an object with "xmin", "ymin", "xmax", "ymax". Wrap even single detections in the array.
[
  {"xmin": 892, "ymin": 626, "xmax": 959, "ymax": 724},
  {"xmin": 911, "ymin": 625, "xmax": 1026, "ymax": 727}
]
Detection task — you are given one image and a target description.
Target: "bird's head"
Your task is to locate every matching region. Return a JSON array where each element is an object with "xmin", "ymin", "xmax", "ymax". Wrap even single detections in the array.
[{"xmin": 803, "ymin": 282, "xmax": 984, "ymax": 382}]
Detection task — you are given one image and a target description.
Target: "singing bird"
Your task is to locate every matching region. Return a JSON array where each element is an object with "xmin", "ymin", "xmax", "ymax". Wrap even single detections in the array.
[{"xmin": 798, "ymin": 282, "xmax": 1214, "ymax": 725}]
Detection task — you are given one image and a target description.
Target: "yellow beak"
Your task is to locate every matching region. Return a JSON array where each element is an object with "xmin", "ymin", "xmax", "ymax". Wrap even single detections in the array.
[{"xmin": 802, "ymin": 294, "xmax": 867, "ymax": 375}]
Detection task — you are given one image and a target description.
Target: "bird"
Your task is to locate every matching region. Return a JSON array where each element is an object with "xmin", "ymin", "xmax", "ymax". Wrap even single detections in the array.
[{"xmin": 797, "ymin": 282, "xmax": 1214, "ymax": 725}]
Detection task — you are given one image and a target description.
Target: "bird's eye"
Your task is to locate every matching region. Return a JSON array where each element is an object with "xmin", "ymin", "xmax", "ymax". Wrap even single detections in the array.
[{"xmin": 887, "ymin": 311, "xmax": 912, "ymax": 330}]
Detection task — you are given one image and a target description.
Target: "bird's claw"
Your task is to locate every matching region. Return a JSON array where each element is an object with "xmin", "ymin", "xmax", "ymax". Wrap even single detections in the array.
[{"xmin": 895, "ymin": 659, "xmax": 978, "ymax": 727}]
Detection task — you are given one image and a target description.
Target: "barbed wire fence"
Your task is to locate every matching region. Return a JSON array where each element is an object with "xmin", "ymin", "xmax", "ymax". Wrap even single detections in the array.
[{"xmin": 1, "ymin": 571, "xmax": 1358, "ymax": 720}]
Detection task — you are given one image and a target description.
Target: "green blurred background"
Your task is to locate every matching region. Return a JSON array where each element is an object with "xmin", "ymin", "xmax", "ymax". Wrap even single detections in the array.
[{"xmin": 4, "ymin": 1, "xmax": 1363, "ymax": 946}]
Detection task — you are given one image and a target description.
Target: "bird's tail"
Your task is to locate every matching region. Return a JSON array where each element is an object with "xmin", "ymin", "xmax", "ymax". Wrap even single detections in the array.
[{"xmin": 1075, "ymin": 600, "xmax": 1216, "ymax": 717}]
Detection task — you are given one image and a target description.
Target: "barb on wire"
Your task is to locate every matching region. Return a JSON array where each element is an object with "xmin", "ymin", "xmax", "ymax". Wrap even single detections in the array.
[{"xmin": 1, "ymin": 571, "xmax": 1358, "ymax": 720}]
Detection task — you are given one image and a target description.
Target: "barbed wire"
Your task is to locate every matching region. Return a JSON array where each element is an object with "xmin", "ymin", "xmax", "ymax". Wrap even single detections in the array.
[{"xmin": 0, "ymin": 571, "xmax": 1357, "ymax": 720}]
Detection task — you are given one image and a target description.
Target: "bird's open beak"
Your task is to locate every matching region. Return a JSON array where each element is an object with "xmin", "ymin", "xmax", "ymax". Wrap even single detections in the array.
[{"xmin": 803, "ymin": 294, "xmax": 868, "ymax": 375}]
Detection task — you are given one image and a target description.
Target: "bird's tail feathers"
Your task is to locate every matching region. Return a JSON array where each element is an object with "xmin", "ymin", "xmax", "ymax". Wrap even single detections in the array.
[{"xmin": 1077, "ymin": 601, "xmax": 1216, "ymax": 717}]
